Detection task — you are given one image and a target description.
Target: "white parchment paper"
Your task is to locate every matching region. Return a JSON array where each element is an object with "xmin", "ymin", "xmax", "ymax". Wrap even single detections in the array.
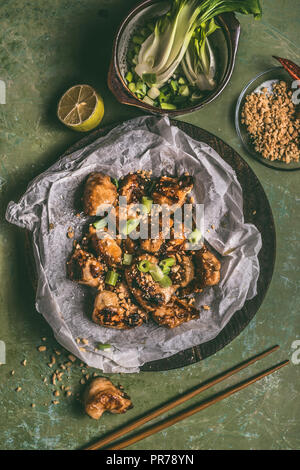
[{"xmin": 6, "ymin": 116, "xmax": 262, "ymax": 373}]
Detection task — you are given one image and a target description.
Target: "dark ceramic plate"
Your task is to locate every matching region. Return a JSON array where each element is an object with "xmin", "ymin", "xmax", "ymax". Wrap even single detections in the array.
[{"xmin": 25, "ymin": 119, "xmax": 276, "ymax": 371}]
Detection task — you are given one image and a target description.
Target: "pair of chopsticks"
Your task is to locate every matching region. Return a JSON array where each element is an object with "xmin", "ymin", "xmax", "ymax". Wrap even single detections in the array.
[{"xmin": 84, "ymin": 345, "xmax": 288, "ymax": 450}]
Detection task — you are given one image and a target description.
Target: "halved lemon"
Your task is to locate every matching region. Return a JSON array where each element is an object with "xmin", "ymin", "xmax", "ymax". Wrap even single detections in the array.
[{"xmin": 57, "ymin": 84, "xmax": 104, "ymax": 132}]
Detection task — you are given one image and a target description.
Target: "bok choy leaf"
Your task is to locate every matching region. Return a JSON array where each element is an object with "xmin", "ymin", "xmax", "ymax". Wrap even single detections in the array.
[
  {"xmin": 135, "ymin": 0, "xmax": 205, "ymax": 86},
  {"xmin": 135, "ymin": 0, "xmax": 262, "ymax": 88},
  {"xmin": 182, "ymin": 19, "xmax": 219, "ymax": 91}
]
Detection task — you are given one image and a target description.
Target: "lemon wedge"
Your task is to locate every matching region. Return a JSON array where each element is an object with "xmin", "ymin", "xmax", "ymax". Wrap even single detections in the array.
[{"xmin": 57, "ymin": 84, "xmax": 104, "ymax": 132}]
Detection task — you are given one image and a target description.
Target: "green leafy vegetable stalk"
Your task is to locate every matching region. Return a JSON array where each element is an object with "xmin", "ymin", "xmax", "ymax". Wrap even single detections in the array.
[{"xmin": 135, "ymin": 0, "xmax": 262, "ymax": 88}]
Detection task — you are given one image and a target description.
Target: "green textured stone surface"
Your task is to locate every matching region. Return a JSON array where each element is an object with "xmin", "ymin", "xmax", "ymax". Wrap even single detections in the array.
[{"xmin": 0, "ymin": 0, "xmax": 299, "ymax": 450}]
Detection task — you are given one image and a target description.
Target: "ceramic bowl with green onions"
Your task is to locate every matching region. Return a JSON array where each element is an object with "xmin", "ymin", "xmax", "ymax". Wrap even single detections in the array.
[{"xmin": 108, "ymin": 0, "xmax": 262, "ymax": 116}]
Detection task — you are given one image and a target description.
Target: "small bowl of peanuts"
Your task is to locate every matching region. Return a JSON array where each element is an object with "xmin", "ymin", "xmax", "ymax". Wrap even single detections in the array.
[{"xmin": 235, "ymin": 66, "xmax": 300, "ymax": 170}]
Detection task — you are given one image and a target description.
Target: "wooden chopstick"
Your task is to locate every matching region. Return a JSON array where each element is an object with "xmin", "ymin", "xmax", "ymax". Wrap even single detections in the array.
[
  {"xmin": 106, "ymin": 359, "xmax": 289, "ymax": 450},
  {"xmin": 85, "ymin": 345, "xmax": 281, "ymax": 450}
]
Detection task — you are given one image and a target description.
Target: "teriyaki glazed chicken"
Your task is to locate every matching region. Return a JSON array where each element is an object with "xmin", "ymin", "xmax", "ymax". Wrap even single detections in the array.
[{"xmin": 67, "ymin": 171, "xmax": 221, "ymax": 329}]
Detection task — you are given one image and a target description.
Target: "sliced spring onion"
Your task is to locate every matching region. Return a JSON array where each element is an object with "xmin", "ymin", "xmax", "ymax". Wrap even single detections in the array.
[
  {"xmin": 159, "ymin": 275, "xmax": 172, "ymax": 288},
  {"xmin": 105, "ymin": 270, "xmax": 119, "ymax": 286},
  {"xmin": 160, "ymin": 102, "xmax": 177, "ymax": 110},
  {"xmin": 142, "ymin": 196, "xmax": 153, "ymax": 214},
  {"xmin": 136, "ymin": 81, "xmax": 147, "ymax": 95},
  {"xmin": 97, "ymin": 343, "xmax": 111, "ymax": 350},
  {"xmin": 128, "ymin": 82, "xmax": 136, "ymax": 93},
  {"xmin": 170, "ymin": 80, "xmax": 178, "ymax": 92},
  {"xmin": 121, "ymin": 218, "xmax": 140, "ymax": 235},
  {"xmin": 112, "ymin": 177, "xmax": 119, "ymax": 189},
  {"xmin": 159, "ymin": 257, "xmax": 176, "ymax": 273},
  {"xmin": 179, "ymin": 85, "xmax": 190, "ymax": 96},
  {"xmin": 149, "ymin": 264, "xmax": 172, "ymax": 287},
  {"xmin": 125, "ymin": 71, "xmax": 133, "ymax": 83},
  {"xmin": 161, "ymin": 266, "xmax": 170, "ymax": 275},
  {"xmin": 139, "ymin": 260, "xmax": 173, "ymax": 288},
  {"xmin": 160, "ymin": 257, "xmax": 176, "ymax": 268},
  {"xmin": 143, "ymin": 95, "xmax": 154, "ymax": 106},
  {"xmin": 159, "ymin": 91, "xmax": 171, "ymax": 103},
  {"xmin": 138, "ymin": 259, "xmax": 151, "ymax": 273},
  {"xmin": 93, "ymin": 217, "xmax": 108, "ymax": 230},
  {"xmin": 148, "ymin": 264, "xmax": 165, "ymax": 282},
  {"xmin": 189, "ymin": 228, "xmax": 202, "ymax": 244},
  {"xmin": 147, "ymin": 86, "xmax": 160, "ymax": 100},
  {"xmin": 123, "ymin": 253, "xmax": 133, "ymax": 265}
]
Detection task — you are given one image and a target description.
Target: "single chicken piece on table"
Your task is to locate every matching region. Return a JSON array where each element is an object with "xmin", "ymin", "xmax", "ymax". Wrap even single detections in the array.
[
  {"xmin": 92, "ymin": 282, "xmax": 148, "ymax": 329},
  {"xmin": 83, "ymin": 172, "xmax": 117, "ymax": 216},
  {"xmin": 67, "ymin": 245, "xmax": 105, "ymax": 289},
  {"xmin": 84, "ymin": 378, "xmax": 132, "ymax": 420}
]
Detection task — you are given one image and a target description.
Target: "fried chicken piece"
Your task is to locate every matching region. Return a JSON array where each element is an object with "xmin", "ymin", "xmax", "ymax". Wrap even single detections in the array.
[
  {"xmin": 140, "ymin": 238, "xmax": 164, "ymax": 253},
  {"xmin": 197, "ymin": 247, "xmax": 221, "ymax": 286},
  {"xmin": 84, "ymin": 378, "xmax": 132, "ymax": 420},
  {"xmin": 125, "ymin": 254, "xmax": 177, "ymax": 312},
  {"xmin": 170, "ymin": 254, "xmax": 194, "ymax": 288},
  {"xmin": 67, "ymin": 245, "xmax": 105, "ymax": 289},
  {"xmin": 88, "ymin": 226, "xmax": 122, "ymax": 267},
  {"xmin": 180, "ymin": 246, "xmax": 221, "ymax": 296},
  {"xmin": 92, "ymin": 283, "xmax": 148, "ymax": 329},
  {"xmin": 140, "ymin": 213, "xmax": 173, "ymax": 254},
  {"xmin": 162, "ymin": 223, "xmax": 187, "ymax": 254},
  {"xmin": 83, "ymin": 172, "xmax": 117, "ymax": 216},
  {"xmin": 151, "ymin": 297, "xmax": 199, "ymax": 328},
  {"xmin": 122, "ymin": 237, "xmax": 138, "ymax": 254},
  {"xmin": 119, "ymin": 173, "xmax": 149, "ymax": 204},
  {"xmin": 152, "ymin": 175, "xmax": 193, "ymax": 208}
]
